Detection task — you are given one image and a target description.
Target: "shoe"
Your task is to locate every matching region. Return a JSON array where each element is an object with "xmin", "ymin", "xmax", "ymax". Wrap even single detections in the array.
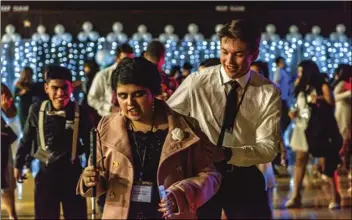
[
  {"xmin": 285, "ymin": 197, "xmax": 302, "ymax": 208},
  {"xmin": 328, "ymin": 202, "xmax": 341, "ymax": 210}
]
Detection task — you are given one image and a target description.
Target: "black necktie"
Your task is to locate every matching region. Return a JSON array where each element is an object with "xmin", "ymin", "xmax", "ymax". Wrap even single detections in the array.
[{"xmin": 222, "ymin": 81, "xmax": 240, "ymax": 132}]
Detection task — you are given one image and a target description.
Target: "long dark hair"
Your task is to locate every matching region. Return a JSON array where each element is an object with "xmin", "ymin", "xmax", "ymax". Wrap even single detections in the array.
[
  {"xmin": 337, "ymin": 64, "xmax": 352, "ymax": 83},
  {"xmin": 294, "ymin": 60, "xmax": 325, "ymax": 97}
]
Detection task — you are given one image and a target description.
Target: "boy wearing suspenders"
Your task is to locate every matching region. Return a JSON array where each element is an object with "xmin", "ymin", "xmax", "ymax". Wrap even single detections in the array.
[{"xmin": 14, "ymin": 66, "xmax": 91, "ymax": 219}]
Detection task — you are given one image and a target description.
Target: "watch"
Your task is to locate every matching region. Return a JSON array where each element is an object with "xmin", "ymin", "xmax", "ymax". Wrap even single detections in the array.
[{"xmin": 222, "ymin": 147, "xmax": 232, "ymax": 162}]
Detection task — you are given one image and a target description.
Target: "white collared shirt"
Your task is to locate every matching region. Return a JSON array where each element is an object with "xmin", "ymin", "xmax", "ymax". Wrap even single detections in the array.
[
  {"xmin": 167, "ymin": 64, "xmax": 281, "ymax": 167},
  {"xmin": 88, "ymin": 63, "xmax": 118, "ymax": 117}
]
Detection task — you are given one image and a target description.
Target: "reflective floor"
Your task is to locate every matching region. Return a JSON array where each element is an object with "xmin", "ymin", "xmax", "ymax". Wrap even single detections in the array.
[{"xmin": 1, "ymin": 166, "xmax": 351, "ymax": 219}]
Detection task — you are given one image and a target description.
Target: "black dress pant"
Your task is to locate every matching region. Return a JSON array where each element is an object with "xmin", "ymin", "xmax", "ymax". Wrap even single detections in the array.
[
  {"xmin": 34, "ymin": 159, "xmax": 87, "ymax": 219},
  {"xmin": 197, "ymin": 165, "xmax": 272, "ymax": 219}
]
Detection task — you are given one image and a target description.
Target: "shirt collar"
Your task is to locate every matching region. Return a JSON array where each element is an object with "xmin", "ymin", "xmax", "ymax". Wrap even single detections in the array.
[{"xmin": 220, "ymin": 65, "xmax": 251, "ymax": 88}]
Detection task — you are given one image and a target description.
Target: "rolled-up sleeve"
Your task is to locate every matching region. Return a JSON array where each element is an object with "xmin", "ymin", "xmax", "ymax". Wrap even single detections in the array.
[{"xmin": 228, "ymin": 89, "xmax": 281, "ymax": 166}]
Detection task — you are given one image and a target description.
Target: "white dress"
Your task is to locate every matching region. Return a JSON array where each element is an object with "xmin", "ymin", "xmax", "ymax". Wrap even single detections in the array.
[
  {"xmin": 290, "ymin": 90, "xmax": 316, "ymax": 152},
  {"xmin": 334, "ymin": 81, "xmax": 351, "ymax": 140}
]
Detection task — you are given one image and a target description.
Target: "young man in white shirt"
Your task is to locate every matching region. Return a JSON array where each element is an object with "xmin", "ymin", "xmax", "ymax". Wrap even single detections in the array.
[
  {"xmin": 87, "ymin": 43, "xmax": 134, "ymax": 117},
  {"xmin": 167, "ymin": 19, "xmax": 281, "ymax": 219}
]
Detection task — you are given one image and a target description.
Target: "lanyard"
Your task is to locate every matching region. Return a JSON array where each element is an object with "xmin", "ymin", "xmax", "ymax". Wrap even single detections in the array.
[{"xmin": 129, "ymin": 112, "xmax": 156, "ymax": 182}]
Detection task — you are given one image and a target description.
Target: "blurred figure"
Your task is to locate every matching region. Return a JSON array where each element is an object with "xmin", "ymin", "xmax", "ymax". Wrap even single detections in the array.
[
  {"xmin": 182, "ymin": 62, "xmax": 192, "ymax": 77},
  {"xmin": 75, "ymin": 59, "xmax": 101, "ymax": 127},
  {"xmin": 333, "ymin": 65, "xmax": 352, "ymax": 174},
  {"xmin": 88, "ymin": 43, "xmax": 134, "ymax": 117},
  {"xmin": 144, "ymin": 40, "xmax": 173, "ymax": 101},
  {"xmin": 1, "ymin": 83, "xmax": 18, "ymax": 220},
  {"xmin": 250, "ymin": 61, "xmax": 270, "ymax": 79},
  {"xmin": 331, "ymin": 64, "xmax": 349, "ymax": 88},
  {"xmin": 287, "ymin": 60, "xmax": 342, "ymax": 209},
  {"xmin": 168, "ymin": 65, "xmax": 180, "ymax": 91},
  {"xmin": 14, "ymin": 67, "xmax": 34, "ymax": 130},
  {"xmin": 274, "ymin": 57, "xmax": 291, "ymax": 133},
  {"xmin": 31, "ymin": 65, "xmax": 52, "ymax": 104},
  {"xmin": 198, "ymin": 58, "xmax": 221, "ymax": 71},
  {"xmin": 177, "ymin": 62, "xmax": 193, "ymax": 84}
]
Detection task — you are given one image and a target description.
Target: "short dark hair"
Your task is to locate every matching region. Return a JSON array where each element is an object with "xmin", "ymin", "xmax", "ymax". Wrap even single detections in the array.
[
  {"xmin": 170, "ymin": 65, "xmax": 181, "ymax": 77},
  {"xmin": 275, "ymin": 57, "xmax": 284, "ymax": 65},
  {"xmin": 200, "ymin": 58, "xmax": 221, "ymax": 68},
  {"xmin": 145, "ymin": 40, "xmax": 165, "ymax": 61},
  {"xmin": 218, "ymin": 19, "xmax": 261, "ymax": 52},
  {"xmin": 111, "ymin": 57, "xmax": 161, "ymax": 95},
  {"xmin": 183, "ymin": 62, "xmax": 193, "ymax": 71},
  {"xmin": 251, "ymin": 61, "xmax": 269, "ymax": 79},
  {"xmin": 46, "ymin": 65, "xmax": 72, "ymax": 83},
  {"xmin": 116, "ymin": 43, "xmax": 134, "ymax": 58},
  {"xmin": 338, "ymin": 64, "xmax": 352, "ymax": 82}
]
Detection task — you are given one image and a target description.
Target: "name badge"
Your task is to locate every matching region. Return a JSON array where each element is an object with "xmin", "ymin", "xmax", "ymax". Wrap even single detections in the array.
[
  {"xmin": 131, "ymin": 182, "xmax": 153, "ymax": 203},
  {"xmin": 65, "ymin": 120, "xmax": 74, "ymax": 130},
  {"xmin": 223, "ymin": 131, "xmax": 236, "ymax": 147}
]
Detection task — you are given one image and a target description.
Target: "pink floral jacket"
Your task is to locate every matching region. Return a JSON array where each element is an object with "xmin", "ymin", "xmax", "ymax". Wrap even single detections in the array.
[{"xmin": 77, "ymin": 107, "xmax": 221, "ymax": 219}]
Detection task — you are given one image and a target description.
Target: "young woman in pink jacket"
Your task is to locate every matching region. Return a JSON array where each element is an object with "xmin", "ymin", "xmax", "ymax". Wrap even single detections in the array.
[{"xmin": 77, "ymin": 57, "xmax": 221, "ymax": 219}]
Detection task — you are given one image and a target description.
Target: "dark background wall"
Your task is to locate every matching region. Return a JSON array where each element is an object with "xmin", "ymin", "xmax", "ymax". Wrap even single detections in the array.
[{"xmin": 1, "ymin": 1, "xmax": 351, "ymax": 39}]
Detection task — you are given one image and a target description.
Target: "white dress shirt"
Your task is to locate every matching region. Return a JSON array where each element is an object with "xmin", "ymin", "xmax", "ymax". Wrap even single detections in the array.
[
  {"xmin": 87, "ymin": 63, "xmax": 117, "ymax": 117},
  {"xmin": 167, "ymin": 65, "xmax": 281, "ymax": 167}
]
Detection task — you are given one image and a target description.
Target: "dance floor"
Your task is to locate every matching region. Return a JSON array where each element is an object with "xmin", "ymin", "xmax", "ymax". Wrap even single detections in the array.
[{"xmin": 1, "ymin": 167, "xmax": 351, "ymax": 219}]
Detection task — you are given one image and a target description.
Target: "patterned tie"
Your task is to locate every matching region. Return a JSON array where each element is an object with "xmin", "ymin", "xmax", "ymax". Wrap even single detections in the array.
[
  {"xmin": 222, "ymin": 80, "xmax": 240, "ymax": 132},
  {"xmin": 46, "ymin": 110, "xmax": 66, "ymax": 117}
]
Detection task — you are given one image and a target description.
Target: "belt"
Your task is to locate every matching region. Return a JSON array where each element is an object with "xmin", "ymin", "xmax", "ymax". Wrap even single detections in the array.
[{"xmin": 214, "ymin": 160, "xmax": 240, "ymax": 173}]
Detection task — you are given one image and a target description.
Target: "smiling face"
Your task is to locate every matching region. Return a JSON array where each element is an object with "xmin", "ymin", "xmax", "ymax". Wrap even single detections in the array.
[
  {"xmin": 220, "ymin": 37, "xmax": 258, "ymax": 79},
  {"xmin": 45, "ymin": 79, "xmax": 73, "ymax": 110},
  {"xmin": 116, "ymin": 84, "xmax": 154, "ymax": 123}
]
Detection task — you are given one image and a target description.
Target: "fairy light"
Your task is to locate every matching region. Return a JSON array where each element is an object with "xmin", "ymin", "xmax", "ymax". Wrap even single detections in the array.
[{"xmin": 2, "ymin": 28, "xmax": 351, "ymax": 87}]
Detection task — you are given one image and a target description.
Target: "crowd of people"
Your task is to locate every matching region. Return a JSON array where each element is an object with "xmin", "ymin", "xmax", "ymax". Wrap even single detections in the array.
[{"xmin": 1, "ymin": 19, "xmax": 351, "ymax": 219}]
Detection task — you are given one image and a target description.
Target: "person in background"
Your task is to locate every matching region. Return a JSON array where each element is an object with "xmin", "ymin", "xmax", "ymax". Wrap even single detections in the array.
[
  {"xmin": 198, "ymin": 58, "xmax": 221, "ymax": 71},
  {"xmin": 274, "ymin": 57, "xmax": 291, "ymax": 134},
  {"xmin": 14, "ymin": 66, "xmax": 92, "ymax": 219},
  {"xmin": 168, "ymin": 65, "xmax": 180, "ymax": 91},
  {"xmin": 1, "ymin": 83, "xmax": 18, "ymax": 220},
  {"xmin": 330, "ymin": 64, "xmax": 349, "ymax": 89},
  {"xmin": 144, "ymin": 40, "xmax": 173, "ymax": 101},
  {"xmin": 250, "ymin": 61, "xmax": 270, "ymax": 79},
  {"xmin": 88, "ymin": 43, "xmax": 134, "ymax": 117},
  {"xmin": 77, "ymin": 57, "xmax": 221, "ymax": 219},
  {"xmin": 72, "ymin": 59, "xmax": 101, "ymax": 127},
  {"xmin": 31, "ymin": 65, "xmax": 52, "ymax": 104},
  {"xmin": 287, "ymin": 60, "xmax": 342, "ymax": 209},
  {"xmin": 333, "ymin": 65, "xmax": 351, "ymax": 178},
  {"xmin": 14, "ymin": 67, "xmax": 34, "ymax": 130},
  {"xmin": 182, "ymin": 62, "xmax": 192, "ymax": 76}
]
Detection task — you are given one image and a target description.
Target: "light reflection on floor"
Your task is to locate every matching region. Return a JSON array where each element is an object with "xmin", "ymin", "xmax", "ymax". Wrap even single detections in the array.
[{"xmin": 1, "ymin": 170, "xmax": 351, "ymax": 219}]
